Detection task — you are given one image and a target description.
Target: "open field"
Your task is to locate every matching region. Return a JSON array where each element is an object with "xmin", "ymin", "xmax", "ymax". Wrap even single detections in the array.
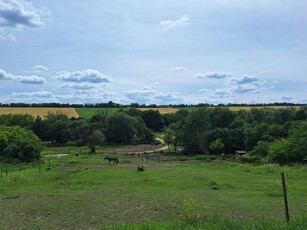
[
  {"xmin": 76, "ymin": 108, "xmax": 127, "ymax": 119},
  {"xmin": 76, "ymin": 106, "xmax": 301, "ymax": 118},
  {"xmin": 137, "ymin": 107, "xmax": 179, "ymax": 114},
  {"xmin": 0, "ymin": 106, "xmax": 301, "ymax": 119},
  {"xmin": 0, "ymin": 150, "xmax": 306, "ymax": 229},
  {"xmin": 0, "ymin": 107, "xmax": 79, "ymax": 118}
]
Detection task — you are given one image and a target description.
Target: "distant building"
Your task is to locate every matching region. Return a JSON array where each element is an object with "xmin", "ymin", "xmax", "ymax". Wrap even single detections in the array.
[{"xmin": 235, "ymin": 150, "xmax": 246, "ymax": 155}]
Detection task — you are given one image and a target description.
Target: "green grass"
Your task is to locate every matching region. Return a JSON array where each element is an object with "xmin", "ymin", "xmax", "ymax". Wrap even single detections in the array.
[
  {"xmin": 0, "ymin": 156, "xmax": 306, "ymax": 229},
  {"xmin": 99, "ymin": 216, "xmax": 307, "ymax": 230},
  {"xmin": 76, "ymin": 108, "xmax": 128, "ymax": 119}
]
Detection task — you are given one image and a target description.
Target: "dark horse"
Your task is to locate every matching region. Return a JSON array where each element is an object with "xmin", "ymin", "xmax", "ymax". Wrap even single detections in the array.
[{"xmin": 105, "ymin": 157, "xmax": 119, "ymax": 164}]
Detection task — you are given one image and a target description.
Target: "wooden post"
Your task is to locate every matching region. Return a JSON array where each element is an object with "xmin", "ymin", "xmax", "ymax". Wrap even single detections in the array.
[{"xmin": 281, "ymin": 172, "xmax": 290, "ymax": 222}]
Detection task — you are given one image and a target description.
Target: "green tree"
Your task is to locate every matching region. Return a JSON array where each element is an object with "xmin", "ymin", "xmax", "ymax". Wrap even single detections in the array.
[
  {"xmin": 209, "ymin": 139, "xmax": 224, "ymax": 154},
  {"xmin": 88, "ymin": 130, "xmax": 105, "ymax": 153},
  {"xmin": 209, "ymin": 108, "xmax": 235, "ymax": 128},
  {"xmin": 268, "ymin": 121, "xmax": 307, "ymax": 164},
  {"xmin": 164, "ymin": 128, "xmax": 175, "ymax": 152},
  {"xmin": 0, "ymin": 126, "xmax": 43, "ymax": 162},
  {"xmin": 250, "ymin": 141, "xmax": 270, "ymax": 158},
  {"xmin": 0, "ymin": 114, "xmax": 34, "ymax": 129},
  {"xmin": 70, "ymin": 119, "xmax": 91, "ymax": 146},
  {"xmin": 180, "ymin": 109, "xmax": 212, "ymax": 153},
  {"xmin": 141, "ymin": 109, "xmax": 165, "ymax": 132}
]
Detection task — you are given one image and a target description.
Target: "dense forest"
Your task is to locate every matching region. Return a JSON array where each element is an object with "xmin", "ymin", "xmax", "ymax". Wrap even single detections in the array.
[{"xmin": 0, "ymin": 106, "xmax": 306, "ymax": 164}]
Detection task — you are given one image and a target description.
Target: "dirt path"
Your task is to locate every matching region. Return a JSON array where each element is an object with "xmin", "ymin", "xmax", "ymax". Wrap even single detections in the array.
[{"xmin": 58, "ymin": 161, "xmax": 201, "ymax": 169}]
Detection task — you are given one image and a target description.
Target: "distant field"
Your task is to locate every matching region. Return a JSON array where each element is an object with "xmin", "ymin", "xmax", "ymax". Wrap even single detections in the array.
[
  {"xmin": 0, "ymin": 107, "xmax": 79, "ymax": 118},
  {"xmin": 0, "ymin": 106, "xmax": 300, "ymax": 120},
  {"xmin": 76, "ymin": 108, "xmax": 127, "ymax": 119},
  {"xmin": 137, "ymin": 107, "xmax": 179, "ymax": 114},
  {"xmin": 180, "ymin": 106, "xmax": 300, "ymax": 111}
]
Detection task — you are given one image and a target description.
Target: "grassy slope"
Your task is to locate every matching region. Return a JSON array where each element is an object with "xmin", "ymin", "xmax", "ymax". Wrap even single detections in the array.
[{"xmin": 0, "ymin": 156, "xmax": 306, "ymax": 229}]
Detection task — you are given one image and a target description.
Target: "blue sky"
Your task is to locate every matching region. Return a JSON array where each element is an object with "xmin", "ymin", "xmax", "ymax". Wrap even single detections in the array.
[{"xmin": 0, "ymin": 0, "xmax": 306, "ymax": 105}]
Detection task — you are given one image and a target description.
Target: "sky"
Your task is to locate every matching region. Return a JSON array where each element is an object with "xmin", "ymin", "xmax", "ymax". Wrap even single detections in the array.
[{"xmin": 0, "ymin": 0, "xmax": 306, "ymax": 105}]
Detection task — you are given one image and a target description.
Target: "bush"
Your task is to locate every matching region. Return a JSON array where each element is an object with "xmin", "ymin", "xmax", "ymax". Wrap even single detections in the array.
[{"xmin": 0, "ymin": 126, "xmax": 43, "ymax": 162}]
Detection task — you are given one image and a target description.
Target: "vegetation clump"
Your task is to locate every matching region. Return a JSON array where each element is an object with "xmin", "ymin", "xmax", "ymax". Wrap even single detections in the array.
[{"xmin": 0, "ymin": 125, "xmax": 43, "ymax": 162}]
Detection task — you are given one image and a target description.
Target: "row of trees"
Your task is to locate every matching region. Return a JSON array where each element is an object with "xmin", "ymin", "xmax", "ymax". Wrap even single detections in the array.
[
  {"xmin": 1, "ymin": 102, "xmax": 303, "ymax": 108},
  {"xmin": 0, "ymin": 106, "xmax": 306, "ymax": 163},
  {"xmin": 162, "ymin": 106, "xmax": 307, "ymax": 164}
]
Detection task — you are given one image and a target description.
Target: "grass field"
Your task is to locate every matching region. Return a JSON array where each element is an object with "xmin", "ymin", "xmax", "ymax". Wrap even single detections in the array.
[
  {"xmin": 76, "ymin": 108, "xmax": 127, "ymax": 119},
  {"xmin": 0, "ymin": 151, "xmax": 306, "ymax": 229},
  {"xmin": 0, "ymin": 107, "xmax": 79, "ymax": 118}
]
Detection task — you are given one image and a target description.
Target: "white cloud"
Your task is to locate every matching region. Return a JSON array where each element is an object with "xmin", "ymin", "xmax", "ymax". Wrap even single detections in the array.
[
  {"xmin": 199, "ymin": 89, "xmax": 212, "ymax": 93},
  {"xmin": 56, "ymin": 69, "xmax": 111, "ymax": 83},
  {"xmin": 151, "ymin": 82, "xmax": 159, "ymax": 85},
  {"xmin": 281, "ymin": 96, "xmax": 292, "ymax": 101},
  {"xmin": 0, "ymin": 68, "xmax": 13, "ymax": 79},
  {"xmin": 160, "ymin": 15, "xmax": 190, "ymax": 30},
  {"xmin": 59, "ymin": 83, "xmax": 96, "ymax": 90},
  {"xmin": 210, "ymin": 89, "xmax": 232, "ymax": 99},
  {"xmin": 15, "ymin": 75, "xmax": 46, "ymax": 84},
  {"xmin": 233, "ymin": 85, "xmax": 259, "ymax": 94},
  {"xmin": 0, "ymin": 68, "xmax": 45, "ymax": 84},
  {"xmin": 170, "ymin": 66, "xmax": 186, "ymax": 72},
  {"xmin": 0, "ymin": 0, "xmax": 46, "ymax": 28},
  {"xmin": 233, "ymin": 75, "xmax": 258, "ymax": 84},
  {"xmin": 124, "ymin": 87, "xmax": 182, "ymax": 104},
  {"xmin": 12, "ymin": 91, "xmax": 52, "ymax": 98},
  {"xmin": 197, "ymin": 71, "xmax": 232, "ymax": 79},
  {"xmin": 32, "ymin": 65, "xmax": 48, "ymax": 71}
]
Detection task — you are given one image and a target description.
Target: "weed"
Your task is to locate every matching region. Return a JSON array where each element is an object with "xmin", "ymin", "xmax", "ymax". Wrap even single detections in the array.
[{"xmin": 179, "ymin": 196, "xmax": 212, "ymax": 225}]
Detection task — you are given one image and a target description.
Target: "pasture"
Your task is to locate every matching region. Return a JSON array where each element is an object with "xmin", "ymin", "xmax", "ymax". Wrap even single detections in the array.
[
  {"xmin": 76, "ymin": 108, "xmax": 127, "ymax": 119},
  {"xmin": 0, "ymin": 107, "xmax": 79, "ymax": 118},
  {"xmin": 0, "ymin": 150, "xmax": 306, "ymax": 229}
]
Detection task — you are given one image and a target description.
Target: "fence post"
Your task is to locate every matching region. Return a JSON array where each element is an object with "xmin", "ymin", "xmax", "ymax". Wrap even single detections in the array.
[
  {"xmin": 281, "ymin": 172, "xmax": 290, "ymax": 222},
  {"xmin": 5, "ymin": 165, "xmax": 8, "ymax": 177}
]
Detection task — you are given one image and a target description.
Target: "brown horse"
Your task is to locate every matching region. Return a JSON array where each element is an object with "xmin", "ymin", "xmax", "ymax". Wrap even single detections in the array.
[{"xmin": 104, "ymin": 157, "xmax": 119, "ymax": 164}]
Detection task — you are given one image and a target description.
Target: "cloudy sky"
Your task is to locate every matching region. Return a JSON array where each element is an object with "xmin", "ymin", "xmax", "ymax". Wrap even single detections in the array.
[{"xmin": 0, "ymin": 0, "xmax": 306, "ymax": 105}]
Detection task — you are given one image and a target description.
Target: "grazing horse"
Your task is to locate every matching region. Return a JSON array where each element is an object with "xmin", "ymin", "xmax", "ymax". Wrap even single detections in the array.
[{"xmin": 104, "ymin": 157, "xmax": 119, "ymax": 164}]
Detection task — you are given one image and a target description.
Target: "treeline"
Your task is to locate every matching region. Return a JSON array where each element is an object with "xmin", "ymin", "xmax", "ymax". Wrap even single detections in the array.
[
  {"xmin": 0, "ymin": 102, "xmax": 304, "ymax": 108},
  {"xmin": 163, "ymin": 106, "xmax": 307, "ymax": 164},
  {"xmin": 0, "ymin": 110, "xmax": 159, "ymax": 162},
  {"xmin": 0, "ymin": 106, "xmax": 306, "ymax": 164}
]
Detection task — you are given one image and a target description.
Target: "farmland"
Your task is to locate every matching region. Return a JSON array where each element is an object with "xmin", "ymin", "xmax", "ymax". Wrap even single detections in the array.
[
  {"xmin": 0, "ymin": 151, "xmax": 306, "ymax": 229},
  {"xmin": 0, "ymin": 107, "xmax": 79, "ymax": 118},
  {"xmin": 0, "ymin": 106, "xmax": 301, "ymax": 119}
]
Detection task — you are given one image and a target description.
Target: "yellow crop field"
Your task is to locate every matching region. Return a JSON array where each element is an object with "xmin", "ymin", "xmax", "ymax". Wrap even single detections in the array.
[
  {"xmin": 0, "ymin": 107, "xmax": 79, "ymax": 118},
  {"xmin": 138, "ymin": 106, "xmax": 300, "ymax": 114},
  {"xmin": 222, "ymin": 106, "xmax": 300, "ymax": 111},
  {"xmin": 137, "ymin": 107, "xmax": 179, "ymax": 114}
]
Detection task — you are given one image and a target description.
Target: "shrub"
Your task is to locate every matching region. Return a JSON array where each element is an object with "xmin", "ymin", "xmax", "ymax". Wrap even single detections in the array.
[{"xmin": 0, "ymin": 126, "xmax": 43, "ymax": 162}]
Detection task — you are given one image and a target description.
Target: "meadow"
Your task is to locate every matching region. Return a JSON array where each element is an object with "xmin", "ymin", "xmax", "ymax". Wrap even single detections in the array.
[{"xmin": 0, "ymin": 149, "xmax": 306, "ymax": 229}]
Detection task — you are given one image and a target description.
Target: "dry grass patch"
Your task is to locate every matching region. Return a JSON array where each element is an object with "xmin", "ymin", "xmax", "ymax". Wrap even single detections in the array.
[
  {"xmin": 0, "ymin": 107, "xmax": 79, "ymax": 118},
  {"xmin": 137, "ymin": 108, "xmax": 179, "ymax": 114}
]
